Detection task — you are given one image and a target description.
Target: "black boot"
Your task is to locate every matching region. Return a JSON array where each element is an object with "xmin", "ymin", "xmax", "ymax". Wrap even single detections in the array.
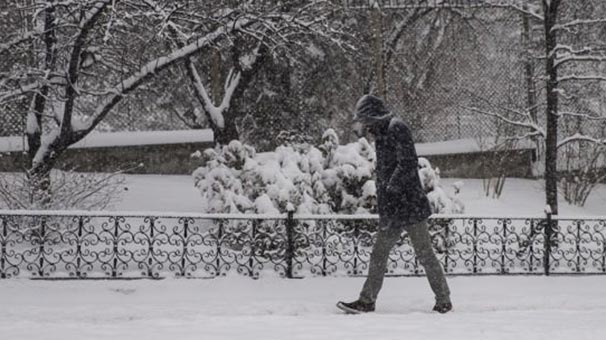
[
  {"xmin": 432, "ymin": 302, "xmax": 453, "ymax": 314},
  {"xmin": 336, "ymin": 300, "xmax": 376, "ymax": 314}
]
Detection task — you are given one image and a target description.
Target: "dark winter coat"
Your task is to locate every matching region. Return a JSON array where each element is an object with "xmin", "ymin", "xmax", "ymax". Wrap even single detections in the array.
[{"xmin": 373, "ymin": 117, "xmax": 432, "ymax": 229}]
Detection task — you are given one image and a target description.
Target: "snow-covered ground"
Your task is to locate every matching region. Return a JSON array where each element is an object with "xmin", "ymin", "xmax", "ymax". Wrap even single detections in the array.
[
  {"xmin": 1, "ymin": 276, "xmax": 604, "ymax": 340},
  {"xmin": 117, "ymin": 174, "xmax": 606, "ymax": 216},
  {"xmin": 2, "ymin": 177, "xmax": 605, "ymax": 340},
  {"xmin": 119, "ymin": 174, "xmax": 202, "ymax": 212},
  {"xmin": 441, "ymin": 178, "xmax": 606, "ymax": 216}
]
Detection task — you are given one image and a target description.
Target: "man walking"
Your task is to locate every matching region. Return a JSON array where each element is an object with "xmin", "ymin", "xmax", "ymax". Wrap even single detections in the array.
[{"xmin": 337, "ymin": 95, "xmax": 452, "ymax": 314}]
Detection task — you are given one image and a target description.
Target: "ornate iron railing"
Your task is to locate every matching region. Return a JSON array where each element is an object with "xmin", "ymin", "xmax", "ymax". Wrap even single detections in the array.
[{"xmin": 0, "ymin": 210, "xmax": 604, "ymax": 279}]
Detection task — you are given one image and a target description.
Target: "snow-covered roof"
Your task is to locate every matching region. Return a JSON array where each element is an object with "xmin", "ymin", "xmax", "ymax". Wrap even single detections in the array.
[
  {"xmin": 0, "ymin": 129, "xmax": 214, "ymax": 153},
  {"xmin": 415, "ymin": 138, "xmax": 535, "ymax": 156},
  {"xmin": 1, "ymin": 132, "xmax": 533, "ymax": 156}
]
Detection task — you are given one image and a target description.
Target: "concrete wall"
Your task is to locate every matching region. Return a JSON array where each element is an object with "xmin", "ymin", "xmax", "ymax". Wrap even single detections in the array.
[
  {"xmin": 1, "ymin": 142, "xmax": 535, "ymax": 178},
  {"xmin": 425, "ymin": 149, "xmax": 536, "ymax": 178},
  {"xmin": 0, "ymin": 142, "xmax": 213, "ymax": 175}
]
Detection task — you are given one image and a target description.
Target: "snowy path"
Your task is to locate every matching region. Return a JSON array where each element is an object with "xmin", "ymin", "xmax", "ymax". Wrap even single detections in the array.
[{"xmin": 1, "ymin": 276, "xmax": 605, "ymax": 340}]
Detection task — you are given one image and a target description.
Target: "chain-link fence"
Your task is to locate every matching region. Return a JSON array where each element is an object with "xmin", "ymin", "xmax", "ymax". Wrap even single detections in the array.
[
  {"xmin": 348, "ymin": 1, "xmax": 605, "ymax": 145},
  {"xmin": 1, "ymin": 102, "xmax": 24, "ymax": 137},
  {"xmin": 378, "ymin": 6, "xmax": 527, "ymax": 143},
  {"xmin": 0, "ymin": 0, "xmax": 29, "ymax": 137}
]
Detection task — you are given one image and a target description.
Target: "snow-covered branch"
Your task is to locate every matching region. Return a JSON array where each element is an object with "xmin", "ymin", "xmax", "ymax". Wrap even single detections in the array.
[
  {"xmin": 76, "ymin": 16, "xmax": 256, "ymax": 138},
  {"xmin": 558, "ymin": 133, "xmax": 606, "ymax": 149},
  {"xmin": 263, "ymin": 7, "xmax": 345, "ymax": 45},
  {"xmin": 239, "ymin": 44, "xmax": 261, "ymax": 71},
  {"xmin": 0, "ymin": 82, "xmax": 41, "ymax": 103},
  {"xmin": 558, "ymin": 74, "xmax": 606, "ymax": 82},
  {"xmin": 0, "ymin": 31, "xmax": 38, "ymax": 55},
  {"xmin": 62, "ymin": 0, "xmax": 114, "ymax": 136},
  {"xmin": 552, "ymin": 18, "xmax": 606, "ymax": 32},
  {"xmin": 504, "ymin": 130, "xmax": 546, "ymax": 144},
  {"xmin": 187, "ymin": 44, "xmax": 263, "ymax": 129},
  {"xmin": 552, "ymin": 45, "xmax": 592, "ymax": 55},
  {"xmin": 506, "ymin": 3, "xmax": 544, "ymax": 21},
  {"xmin": 558, "ymin": 111, "xmax": 606, "ymax": 121},
  {"xmin": 550, "ymin": 44, "xmax": 606, "ymax": 68},
  {"xmin": 187, "ymin": 62, "xmax": 238, "ymax": 130},
  {"xmin": 79, "ymin": 0, "xmax": 114, "ymax": 29},
  {"xmin": 555, "ymin": 54, "xmax": 606, "ymax": 68},
  {"xmin": 467, "ymin": 107, "xmax": 546, "ymax": 138}
]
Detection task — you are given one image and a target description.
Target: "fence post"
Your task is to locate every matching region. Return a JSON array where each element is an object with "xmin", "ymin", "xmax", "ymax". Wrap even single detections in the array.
[
  {"xmin": 112, "ymin": 217, "xmax": 119, "ymax": 278},
  {"xmin": 75, "ymin": 216, "xmax": 84, "ymax": 278},
  {"xmin": 529, "ymin": 219, "xmax": 535, "ymax": 273},
  {"xmin": 353, "ymin": 220, "xmax": 359, "ymax": 276},
  {"xmin": 38, "ymin": 217, "xmax": 46, "ymax": 277},
  {"xmin": 575, "ymin": 220, "xmax": 581, "ymax": 273},
  {"xmin": 147, "ymin": 217, "xmax": 155, "ymax": 278},
  {"xmin": 181, "ymin": 218, "xmax": 189, "ymax": 277},
  {"xmin": 443, "ymin": 219, "xmax": 450, "ymax": 273},
  {"xmin": 501, "ymin": 219, "xmax": 507, "ymax": 274},
  {"xmin": 1, "ymin": 216, "xmax": 6, "ymax": 279},
  {"xmin": 249, "ymin": 219, "xmax": 257, "ymax": 277},
  {"xmin": 216, "ymin": 219, "xmax": 224, "ymax": 277},
  {"xmin": 472, "ymin": 218, "xmax": 478, "ymax": 274},
  {"xmin": 544, "ymin": 207, "xmax": 553, "ymax": 276},
  {"xmin": 285, "ymin": 204, "xmax": 296, "ymax": 279}
]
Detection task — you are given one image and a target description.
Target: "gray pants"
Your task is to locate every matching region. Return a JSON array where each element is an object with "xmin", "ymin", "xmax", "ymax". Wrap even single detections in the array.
[{"xmin": 359, "ymin": 220, "xmax": 451, "ymax": 304}]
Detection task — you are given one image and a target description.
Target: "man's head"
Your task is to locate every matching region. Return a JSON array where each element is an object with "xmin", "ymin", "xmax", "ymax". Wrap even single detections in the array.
[
  {"xmin": 353, "ymin": 95, "xmax": 392, "ymax": 125},
  {"xmin": 353, "ymin": 95, "xmax": 392, "ymax": 135}
]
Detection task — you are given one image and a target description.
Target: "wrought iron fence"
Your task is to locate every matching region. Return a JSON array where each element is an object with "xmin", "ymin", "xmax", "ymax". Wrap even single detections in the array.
[{"xmin": 1, "ymin": 210, "xmax": 605, "ymax": 279}]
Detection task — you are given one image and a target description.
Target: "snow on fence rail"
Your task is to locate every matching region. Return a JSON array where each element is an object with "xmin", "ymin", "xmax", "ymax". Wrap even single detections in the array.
[
  {"xmin": 0, "ymin": 210, "xmax": 604, "ymax": 279},
  {"xmin": 342, "ymin": 0, "xmax": 525, "ymax": 9}
]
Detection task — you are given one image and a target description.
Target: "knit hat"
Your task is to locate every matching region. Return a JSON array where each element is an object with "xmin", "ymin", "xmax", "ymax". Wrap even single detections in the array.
[{"xmin": 353, "ymin": 94, "xmax": 393, "ymax": 124}]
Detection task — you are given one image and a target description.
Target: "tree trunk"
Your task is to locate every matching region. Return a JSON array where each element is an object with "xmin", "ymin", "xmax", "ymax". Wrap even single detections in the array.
[
  {"xmin": 213, "ymin": 114, "xmax": 239, "ymax": 146},
  {"xmin": 26, "ymin": 0, "xmax": 57, "ymax": 206},
  {"xmin": 213, "ymin": 44, "xmax": 268, "ymax": 146},
  {"xmin": 27, "ymin": 161, "xmax": 53, "ymax": 208},
  {"xmin": 543, "ymin": 0, "xmax": 561, "ymax": 214},
  {"xmin": 211, "ymin": 50, "xmax": 222, "ymax": 109},
  {"xmin": 372, "ymin": 6, "xmax": 385, "ymax": 98},
  {"xmin": 522, "ymin": 6, "xmax": 543, "ymax": 173},
  {"xmin": 27, "ymin": 140, "xmax": 67, "ymax": 208}
]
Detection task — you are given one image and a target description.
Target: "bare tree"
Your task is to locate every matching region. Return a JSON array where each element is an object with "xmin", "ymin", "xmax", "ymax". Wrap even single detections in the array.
[
  {"xmin": 471, "ymin": 0, "xmax": 606, "ymax": 212},
  {"xmin": 0, "ymin": 170, "xmax": 127, "ymax": 210}
]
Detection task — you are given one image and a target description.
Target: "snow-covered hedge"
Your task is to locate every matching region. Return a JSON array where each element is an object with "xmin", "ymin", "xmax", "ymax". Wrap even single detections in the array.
[{"xmin": 193, "ymin": 129, "xmax": 464, "ymax": 216}]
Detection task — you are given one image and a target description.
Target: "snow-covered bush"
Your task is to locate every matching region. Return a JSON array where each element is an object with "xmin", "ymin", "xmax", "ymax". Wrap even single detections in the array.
[
  {"xmin": 418, "ymin": 157, "xmax": 465, "ymax": 215},
  {"xmin": 193, "ymin": 142, "xmax": 254, "ymax": 214},
  {"xmin": 193, "ymin": 130, "xmax": 464, "ymax": 216}
]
